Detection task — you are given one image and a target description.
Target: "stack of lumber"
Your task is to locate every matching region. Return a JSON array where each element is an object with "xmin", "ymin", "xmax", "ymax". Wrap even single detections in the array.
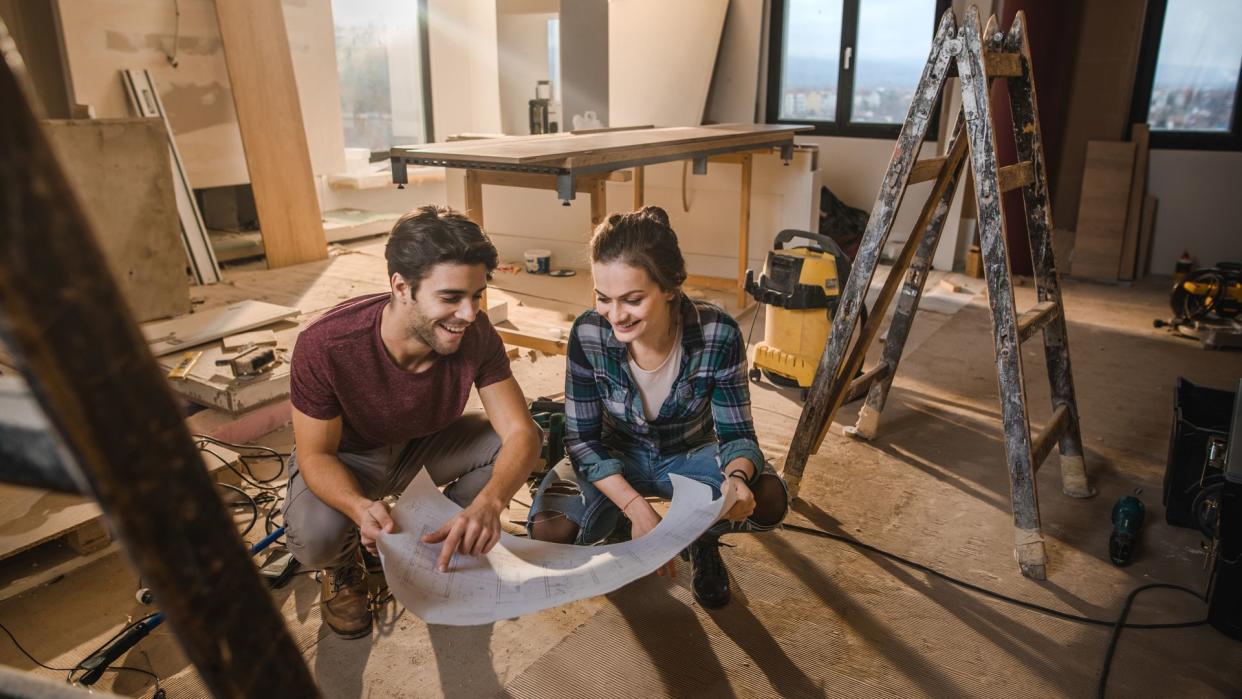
[{"xmin": 1070, "ymin": 124, "xmax": 1158, "ymax": 281}]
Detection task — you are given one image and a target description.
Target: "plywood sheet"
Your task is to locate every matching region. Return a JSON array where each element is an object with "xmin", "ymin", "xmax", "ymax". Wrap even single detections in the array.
[
  {"xmin": 608, "ymin": 0, "xmax": 728, "ymax": 127},
  {"xmin": 395, "ymin": 124, "xmax": 804, "ymax": 166},
  {"xmin": 142, "ymin": 299, "xmax": 299, "ymax": 356},
  {"xmin": 1071, "ymin": 140, "xmax": 1136, "ymax": 280},
  {"xmin": 43, "ymin": 118, "xmax": 189, "ymax": 322}
]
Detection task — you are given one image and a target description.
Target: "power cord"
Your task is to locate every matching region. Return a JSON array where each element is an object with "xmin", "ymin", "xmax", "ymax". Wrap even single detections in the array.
[
  {"xmin": 781, "ymin": 522, "xmax": 1208, "ymax": 697},
  {"xmin": 0, "ymin": 619, "xmax": 163, "ymax": 697}
]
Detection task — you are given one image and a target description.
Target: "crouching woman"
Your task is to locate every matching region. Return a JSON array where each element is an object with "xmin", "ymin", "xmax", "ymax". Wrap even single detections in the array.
[{"xmin": 527, "ymin": 206, "xmax": 787, "ymax": 608}]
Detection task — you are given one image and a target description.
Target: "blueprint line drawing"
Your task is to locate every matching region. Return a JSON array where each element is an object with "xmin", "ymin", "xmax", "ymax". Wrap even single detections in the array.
[{"xmin": 377, "ymin": 469, "xmax": 736, "ymax": 626}]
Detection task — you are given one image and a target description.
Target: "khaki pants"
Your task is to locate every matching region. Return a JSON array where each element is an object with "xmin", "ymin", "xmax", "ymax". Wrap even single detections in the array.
[{"xmin": 283, "ymin": 412, "xmax": 502, "ymax": 569}]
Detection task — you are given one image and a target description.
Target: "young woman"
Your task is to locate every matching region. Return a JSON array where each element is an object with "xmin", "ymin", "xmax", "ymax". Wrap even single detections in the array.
[{"xmin": 527, "ymin": 206, "xmax": 788, "ymax": 609}]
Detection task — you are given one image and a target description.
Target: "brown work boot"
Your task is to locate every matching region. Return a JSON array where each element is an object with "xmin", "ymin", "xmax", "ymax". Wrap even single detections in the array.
[{"xmin": 320, "ymin": 554, "xmax": 371, "ymax": 639}]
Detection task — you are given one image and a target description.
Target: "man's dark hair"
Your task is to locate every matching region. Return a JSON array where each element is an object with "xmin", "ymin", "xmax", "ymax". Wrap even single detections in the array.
[{"xmin": 385, "ymin": 205, "xmax": 499, "ymax": 294}]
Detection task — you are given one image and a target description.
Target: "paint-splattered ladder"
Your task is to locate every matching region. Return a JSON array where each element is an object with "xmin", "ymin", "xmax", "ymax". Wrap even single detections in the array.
[{"xmin": 780, "ymin": 7, "xmax": 1094, "ymax": 580}]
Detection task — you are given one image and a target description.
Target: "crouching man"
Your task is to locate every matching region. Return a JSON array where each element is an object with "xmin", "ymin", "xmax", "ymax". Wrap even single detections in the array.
[{"xmin": 283, "ymin": 205, "xmax": 542, "ymax": 638}]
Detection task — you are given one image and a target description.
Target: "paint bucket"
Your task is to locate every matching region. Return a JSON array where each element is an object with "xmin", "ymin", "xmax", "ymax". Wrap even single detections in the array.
[{"xmin": 524, "ymin": 249, "xmax": 551, "ymax": 274}]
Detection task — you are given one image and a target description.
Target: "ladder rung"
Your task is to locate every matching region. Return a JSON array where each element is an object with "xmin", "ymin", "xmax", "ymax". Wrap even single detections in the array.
[
  {"xmin": 1032, "ymin": 404, "xmax": 1071, "ymax": 471},
  {"xmin": 845, "ymin": 362, "xmax": 891, "ymax": 403},
  {"xmin": 998, "ymin": 161, "xmax": 1035, "ymax": 193},
  {"xmin": 985, "ymin": 51, "xmax": 1023, "ymax": 77},
  {"xmin": 909, "ymin": 157, "xmax": 947, "ymax": 184},
  {"xmin": 1017, "ymin": 300, "xmax": 1059, "ymax": 343}
]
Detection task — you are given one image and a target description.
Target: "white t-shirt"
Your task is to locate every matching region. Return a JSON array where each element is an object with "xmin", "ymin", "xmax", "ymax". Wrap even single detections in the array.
[{"xmin": 628, "ymin": 326, "xmax": 684, "ymax": 421}]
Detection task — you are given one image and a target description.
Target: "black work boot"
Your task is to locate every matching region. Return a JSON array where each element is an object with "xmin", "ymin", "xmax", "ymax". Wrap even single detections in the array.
[
  {"xmin": 689, "ymin": 534, "xmax": 731, "ymax": 609},
  {"xmin": 320, "ymin": 551, "xmax": 371, "ymax": 639}
]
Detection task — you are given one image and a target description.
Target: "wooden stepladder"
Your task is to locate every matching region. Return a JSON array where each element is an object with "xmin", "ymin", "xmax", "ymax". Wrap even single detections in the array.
[{"xmin": 781, "ymin": 7, "xmax": 1095, "ymax": 580}]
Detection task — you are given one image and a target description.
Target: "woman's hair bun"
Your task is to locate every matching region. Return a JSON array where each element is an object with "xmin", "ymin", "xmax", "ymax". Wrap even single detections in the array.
[{"xmin": 637, "ymin": 205, "xmax": 670, "ymax": 228}]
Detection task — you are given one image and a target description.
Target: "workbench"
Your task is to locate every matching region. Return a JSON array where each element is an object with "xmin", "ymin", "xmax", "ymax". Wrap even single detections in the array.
[{"xmin": 390, "ymin": 124, "xmax": 811, "ymax": 318}]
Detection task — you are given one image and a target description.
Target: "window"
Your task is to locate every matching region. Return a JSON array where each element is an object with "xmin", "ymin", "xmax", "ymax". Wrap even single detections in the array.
[
  {"xmin": 767, "ymin": 0, "xmax": 949, "ymax": 138},
  {"xmin": 1130, "ymin": 0, "xmax": 1242, "ymax": 150},
  {"xmin": 332, "ymin": 0, "xmax": 434, "ymax": 154}
]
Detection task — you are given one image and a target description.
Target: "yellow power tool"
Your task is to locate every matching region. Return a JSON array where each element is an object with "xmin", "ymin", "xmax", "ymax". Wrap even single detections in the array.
[{"xmin": 744, "ymin": 230, "xmax": 856, "ymax": 399}]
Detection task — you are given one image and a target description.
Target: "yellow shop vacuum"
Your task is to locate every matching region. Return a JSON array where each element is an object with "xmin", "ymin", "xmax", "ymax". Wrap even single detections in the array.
[{"xmin": 744, "ymin": 230, "xmax": 856, "ymax": 399}]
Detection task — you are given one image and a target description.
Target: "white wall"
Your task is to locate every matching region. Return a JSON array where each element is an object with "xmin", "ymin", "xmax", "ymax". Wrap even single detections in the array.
[
  {"xmin": 54, "ymin": 0, "xmax": 345, "ymax": 187},
  {"xmin": 496, "ymin": 11, "xmax": 554, "ymax": 135},
  {"xmin": 1147, "ymin": 150, "xmax": 1242, "ymax": 274},
  {"xmin": 427, "ymin": 0, "xmax": 502, "ymax": 138}
]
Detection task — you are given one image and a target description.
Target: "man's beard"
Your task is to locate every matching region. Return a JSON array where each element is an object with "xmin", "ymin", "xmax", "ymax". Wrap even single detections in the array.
[{"xmin": 409, "ymin": 310, "xmax": 463, "ymax": 355}]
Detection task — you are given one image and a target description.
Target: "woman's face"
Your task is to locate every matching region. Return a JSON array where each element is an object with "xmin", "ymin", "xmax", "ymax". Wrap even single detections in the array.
[{"xmin": 592, "ymin": 260, "xmax": 676, "ymax": 345}]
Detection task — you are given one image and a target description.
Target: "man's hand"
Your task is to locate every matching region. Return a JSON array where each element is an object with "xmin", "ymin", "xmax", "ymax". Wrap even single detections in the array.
[
  {"xmin": 422, "ymin": 498, "xmax": 504, "ymax": 572},
  {"xmin": 722, "ymin": 476, "xmax": 756, "ymax": 522},
  {"xmin": 625, "ymin": 499, "xmax": 677, "ymax": 578},
  {"xmin": 356, "ymin": 500, "xmax": 395, "ymax": 554}
]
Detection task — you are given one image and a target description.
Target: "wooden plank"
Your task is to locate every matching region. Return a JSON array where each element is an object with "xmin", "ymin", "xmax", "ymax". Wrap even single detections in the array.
[
  {"xmin": 142, "ymin": 300, "xmax": 299, "ymax": 357},
  {"xmin": 1136, "ymin": 194, "xmax": 1158, "ymax": 278},
  {"xmin": 392, "ymin": 124, "xmax": 807, "ymax": 166},
  {"xmin": 496, "ymin": 327, "xmax": 567, "ymax": 355},
  {"xmin": 1071, "ymin": 140, "xmax": 1136, "ymax": 280},
  {"xmin": 633, "ymin": 166, "xmax": 645, "ymax": 209},
  {"xmin": 42, "ymin": 118, "xmax": 189, "ymax": 322},
  {"xmin": 589, "ymin": 177, "xmax": 608, "ymax": 228},
  {"xmin": 1016, "ymin": 300, "xmax": 1059, "ymax": 343},
  {"xmin": 1031, "ymin": 403, "xmax": 1071, "ymax": 470},
  {"xmin": 1118, "ymin": 123, "xmax": 1149, "ymax": 280},
  {"xmin": 984, "ymin": 51, "xmax": 1023, "ymax": 77},
  {"xmin": 221, "ymin": 329, "xmax": 278, "ymax": 351},
  {"xmin": 998, "ymin": 161, "xmax": 1035, "ymax": 193},
  {"xmin": 910, "ymin": 156, "xmax": 947, "ymax": 184},
  {"xmin": 215, "ymin": 0, "xmax": 326, "ymax": 268}
]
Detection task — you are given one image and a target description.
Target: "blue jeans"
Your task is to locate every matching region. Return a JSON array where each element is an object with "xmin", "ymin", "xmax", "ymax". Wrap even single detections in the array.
[{"xmin": 526, "ymin": 442, "xmax": 786, "ymax": 545}]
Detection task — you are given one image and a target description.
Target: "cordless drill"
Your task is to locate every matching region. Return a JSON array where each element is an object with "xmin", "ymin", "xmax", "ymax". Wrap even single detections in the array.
[{"xmin": 1109, "ymin": 495, "xmax": 1146, "ymax": 566}]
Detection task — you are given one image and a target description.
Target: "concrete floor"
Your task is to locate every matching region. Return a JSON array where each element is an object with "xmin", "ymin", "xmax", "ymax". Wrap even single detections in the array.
[{"xmin": 1, "ymin": 251, "xmax": 1240, "ymax": 697}]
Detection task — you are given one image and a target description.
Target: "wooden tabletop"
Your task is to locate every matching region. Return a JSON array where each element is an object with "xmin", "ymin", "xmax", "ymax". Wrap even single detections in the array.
[{"xmin": 391, "ymin": 124, "xmax": 810, "ymax": 170}]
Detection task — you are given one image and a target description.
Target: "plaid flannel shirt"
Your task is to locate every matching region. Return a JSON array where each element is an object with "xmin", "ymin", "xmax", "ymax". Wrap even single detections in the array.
[{"xmin": 564, "ymin": 296, "xmax": 765, "ymax": 482}]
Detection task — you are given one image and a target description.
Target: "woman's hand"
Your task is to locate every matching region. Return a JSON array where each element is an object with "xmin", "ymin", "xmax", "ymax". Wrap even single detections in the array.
[
  {"xmin": 625, "ymin": 498, "xmax": 678, "ymax": 577},
  {"xmin": 723, "ymin": 477, "xmax": 756, "ymax": 522}
]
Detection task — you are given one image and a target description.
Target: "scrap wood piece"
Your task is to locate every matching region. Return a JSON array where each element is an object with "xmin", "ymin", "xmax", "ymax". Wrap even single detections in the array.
[
  {"xmin": 221, "ymin": 329, "xmax": 279, "ymax": 351},
  {"xmin": 142, "ymin": 299, "xmax": 298, "ymax": 356}
]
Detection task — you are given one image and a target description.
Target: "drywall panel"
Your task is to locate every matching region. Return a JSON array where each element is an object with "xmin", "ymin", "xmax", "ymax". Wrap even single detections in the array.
[
  {"xmin": 705, "ymin": 0, "xmax": 764, "ymax": 125},
  {"xmin": 55, "ymin": 0, "xmax": 345, "ymax": 188},
  {"xmin": 560, "ymin": 0, "xmax": 607, "ymax": 128},
  {"xmin": 497, "ymin": 11, "xmax": 553, "ymax": 135},
  {"xmin": 43, "ymin": 118, "xmax": 189, "ymax": 322},
  {"xmin": 427, "ymin": 0, "xmax": 502, "ymax": 139},
  {"xmin": 1147, "ymin": 149, "xmax": 1242, "ymax": 274},
  {"xmin": 608, "ymin": 0, "xmax": 728, "ymax": 127}
]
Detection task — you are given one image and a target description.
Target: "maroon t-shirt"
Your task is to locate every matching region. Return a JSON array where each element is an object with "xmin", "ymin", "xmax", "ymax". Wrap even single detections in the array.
[{"xmin": 290, "ymin": 293, "xmax": 512, "ymax": 452}]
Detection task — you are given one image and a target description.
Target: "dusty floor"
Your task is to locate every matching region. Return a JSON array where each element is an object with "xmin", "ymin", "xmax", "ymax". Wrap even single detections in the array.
[{"xmin": 1, "ymin": 244, "xmax": 1240, "ymax": 697}]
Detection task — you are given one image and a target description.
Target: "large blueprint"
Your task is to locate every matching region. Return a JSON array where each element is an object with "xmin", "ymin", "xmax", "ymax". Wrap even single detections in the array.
[{"xmin": 377, "ymin": 469, "xmax": 734, "ymax": 626}]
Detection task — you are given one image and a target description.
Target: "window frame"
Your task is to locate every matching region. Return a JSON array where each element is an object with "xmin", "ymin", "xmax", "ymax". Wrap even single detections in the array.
[
  {"xmin": 333, "ymin": 0, "xmax": 436, "ymax": 161},
  {"xmin": 1128, "ymin": 0, "xmax": 1242, "ymax": 151},
  {"xmin": 765, "ymin": 0, "xmax": 951, "ymax": 139}
]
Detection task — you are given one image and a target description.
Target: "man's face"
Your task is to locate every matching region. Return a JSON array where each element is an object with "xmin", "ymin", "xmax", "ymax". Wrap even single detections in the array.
[{"xmin": 393, "ymin": 263, "xmax": 489, "ymax": 355}]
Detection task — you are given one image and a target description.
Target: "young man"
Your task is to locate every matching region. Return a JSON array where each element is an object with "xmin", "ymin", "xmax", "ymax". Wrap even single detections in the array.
[{"xmin": 284, "ymin": 205, "xmax": 542, "ymax": 638}]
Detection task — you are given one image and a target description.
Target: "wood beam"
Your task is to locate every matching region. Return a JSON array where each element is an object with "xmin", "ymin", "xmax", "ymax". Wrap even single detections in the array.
[{"xmin": 215, "ymin": 0, "xmax": 326, "ymax": 268}]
